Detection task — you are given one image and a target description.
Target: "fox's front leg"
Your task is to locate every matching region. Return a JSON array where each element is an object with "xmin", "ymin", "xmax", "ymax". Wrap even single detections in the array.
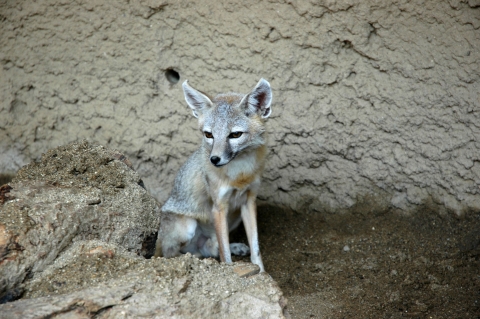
[
  {"xmin": 213, "ymin": 201, "xmax": 232, "ymax": 263},
  {"xmin": 241, "ymin": 191, "xmax": 265, "ymax": 272}
]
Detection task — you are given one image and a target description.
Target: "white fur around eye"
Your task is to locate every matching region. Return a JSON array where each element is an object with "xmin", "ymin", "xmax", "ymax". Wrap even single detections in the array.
[{"xmin": 204, "ymin": 136, "xmax": 213, "ymax": 145}]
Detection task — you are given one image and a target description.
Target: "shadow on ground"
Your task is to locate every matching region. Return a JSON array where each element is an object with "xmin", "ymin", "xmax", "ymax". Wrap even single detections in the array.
[{"xmin": 232, "ymin": 205, "xmax": 480, "ymax": 319}]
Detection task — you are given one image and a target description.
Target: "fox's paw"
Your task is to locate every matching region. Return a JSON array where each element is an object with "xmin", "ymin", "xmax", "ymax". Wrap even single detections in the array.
[
  {"xmin": 230, "ymin": 243, "xmax": 250, "ymax": 256},
  {"xmin": 199, "ymin": 238, "xmax": 219, "ymax": 258}
]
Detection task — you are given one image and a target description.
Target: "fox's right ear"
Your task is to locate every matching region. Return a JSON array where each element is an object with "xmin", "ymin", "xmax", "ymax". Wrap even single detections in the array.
[
  {"xmin": 244, "ymin": 78, "xmax": 273, "ymax": 119},
  {"xmin": 182, "ymin": 80, "xmax": 213, "ymax": 118}
]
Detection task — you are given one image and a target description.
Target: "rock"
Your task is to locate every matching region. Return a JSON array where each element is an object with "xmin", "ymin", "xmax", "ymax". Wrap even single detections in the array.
[
  {"xmin": 0, "ymin": 141, "xmax": 287, "ymax": 318},
  {"xmin": 0, "ymin": 140, "xmax": 160, "ymax": 302},
  {"xmin": 0, "ymin": 185, "xmax": 13, "ymax": 205},
  {"xmin": 233, "ymin": 262, "xmax": 261, "ymax": 278},
  {"xmin": 1, "ymin": 284, "xmax": 136, "ymax": 319},
  {"xmin": 1, "ymin": 251, "xmax": 287, "ymax": 318}
]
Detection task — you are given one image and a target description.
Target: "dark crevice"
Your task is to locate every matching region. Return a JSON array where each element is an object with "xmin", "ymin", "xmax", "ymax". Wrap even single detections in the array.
[
  {"xmin": 141, "ymin": 231, "xmax": 158, "ymax": 259},
  {"xmin": 0, "ymin": 288, "xmax": 23, "ymax": 304},
  {"xmin": 121, "ymin": 293, "xmax": 134, "ymax": 301},
  {"xmin": 92, "ymin": 305, "xmax": 115, "ymax": 318}
]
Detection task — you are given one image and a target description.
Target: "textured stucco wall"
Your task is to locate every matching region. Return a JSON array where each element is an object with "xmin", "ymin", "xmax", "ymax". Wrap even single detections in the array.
[{"xmin": 1, "ymin": 0, "xmax": 479, "ymax": 215}]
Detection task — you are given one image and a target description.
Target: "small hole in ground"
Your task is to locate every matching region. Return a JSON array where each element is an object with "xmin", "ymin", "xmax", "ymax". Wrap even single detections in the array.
[{"xmin": 165, "ymin": 69, "xmax": 180, "ymax": 84}]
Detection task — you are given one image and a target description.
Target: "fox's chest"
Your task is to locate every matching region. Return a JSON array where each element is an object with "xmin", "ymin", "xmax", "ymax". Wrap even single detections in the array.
[
  {"xmin": 230, "ymin": 172, "xmax": 256, "ymax": 189},
  {"xmin": 227, "ymin": 187, "xmax": 249, "ymax": 212},
  {"xmin": 214, "ymin": 175, "xmax": 257, "ymax": 208},
  {"xmin": 206, "ymin": 171, "xmax": 259, "ymax": 212}
]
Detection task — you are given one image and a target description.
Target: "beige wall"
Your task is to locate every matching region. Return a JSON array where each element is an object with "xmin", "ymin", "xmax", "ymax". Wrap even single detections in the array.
[{"xmin": 1, "ymin": 0, "xmax": 479, "ymax": 215}]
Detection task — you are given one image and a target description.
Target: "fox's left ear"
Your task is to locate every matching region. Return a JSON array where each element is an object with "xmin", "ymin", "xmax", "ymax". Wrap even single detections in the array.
[{"xmin": 244, "ymin": 78, "xmax": 273, "ymax": 119}]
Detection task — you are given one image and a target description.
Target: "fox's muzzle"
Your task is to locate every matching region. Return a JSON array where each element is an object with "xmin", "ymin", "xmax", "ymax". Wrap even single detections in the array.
[{"xmin": 209, "ymin": 139, "xmax": 235, "ymax": 167}]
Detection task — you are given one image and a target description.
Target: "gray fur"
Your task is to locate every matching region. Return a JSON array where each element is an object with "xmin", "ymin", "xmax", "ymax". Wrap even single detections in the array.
[{"xmin": 161, "ymin": 148, "xmax": 213, "ymax": 221}]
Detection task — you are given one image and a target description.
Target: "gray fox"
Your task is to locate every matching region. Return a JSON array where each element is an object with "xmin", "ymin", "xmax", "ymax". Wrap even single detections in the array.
[{"xmin": 154, "ymin": 79, "xmax": 273, "ymax": 272}]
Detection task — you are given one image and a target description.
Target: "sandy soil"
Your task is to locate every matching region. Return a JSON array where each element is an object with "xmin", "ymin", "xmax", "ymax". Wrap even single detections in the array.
[{"xmin": 232, "ymin": 206, "xmax": 480, "ymax": 318}]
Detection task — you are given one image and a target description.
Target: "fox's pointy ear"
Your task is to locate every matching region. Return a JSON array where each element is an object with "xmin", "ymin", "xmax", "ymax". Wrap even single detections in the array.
[
  {"xmin": 244, "ymin": 78, "xmax": 272, "ymax": 119},
  {"xmin": 182, "ymin": 80, "xmax": 213, "ymax": 118}
]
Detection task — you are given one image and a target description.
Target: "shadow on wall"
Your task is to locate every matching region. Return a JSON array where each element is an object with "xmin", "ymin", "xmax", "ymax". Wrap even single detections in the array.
[{"xmin": 0, "ymin": 174, "xmax": 15, "ymax": 186}]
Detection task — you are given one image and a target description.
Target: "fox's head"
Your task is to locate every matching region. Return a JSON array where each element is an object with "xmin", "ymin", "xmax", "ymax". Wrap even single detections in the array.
[{"xmin": 182, "ymin": 79, "xmax": 273, "ymax": 167}]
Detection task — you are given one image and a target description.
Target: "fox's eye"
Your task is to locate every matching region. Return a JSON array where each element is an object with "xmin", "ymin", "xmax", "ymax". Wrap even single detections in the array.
[
  {"xmin": 228, "ymin": 132, "xmax": 243, "ymax": 139},
  {"xmin": 204, "ymin": 132, "xmax": 213, "ymax": 139}
]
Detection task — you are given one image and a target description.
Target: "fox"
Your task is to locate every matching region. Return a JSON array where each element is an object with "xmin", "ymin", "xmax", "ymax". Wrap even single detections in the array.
[{"xmin": 154, "ymin": 78, "xmax": 273, "ymax": 272}]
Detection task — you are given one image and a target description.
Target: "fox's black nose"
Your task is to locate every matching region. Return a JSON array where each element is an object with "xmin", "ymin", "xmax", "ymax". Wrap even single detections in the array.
[{"xmin": 210, "ymin": 156, "xmax": 221, "ymax": 165}]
